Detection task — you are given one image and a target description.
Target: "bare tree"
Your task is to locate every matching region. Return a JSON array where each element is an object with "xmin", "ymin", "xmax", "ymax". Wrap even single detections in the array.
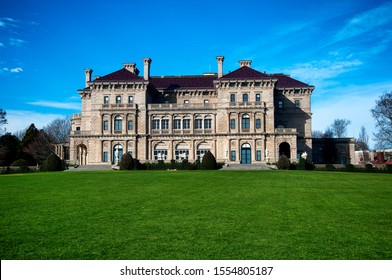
[
  {"xmin": 330, "ymin": 119, "xmax": 351, "ymax": 138},
  {"xmin": 371, "ymin": 92, "xmax": 392, "ymax": 149},
  {"xmin": 312, "ymin": 130, "xmax": 324, "ymax": 138},
  {"xmin": 356, "ymin": 126, "xmax": 369, "ymax": 150},
  {"xmin": 43, "ymin": 116, "xmax": 71, "ymax": 143},
  {"xmin": 0, "ymin": 109, "xmax": 6, "ymax": 135}
]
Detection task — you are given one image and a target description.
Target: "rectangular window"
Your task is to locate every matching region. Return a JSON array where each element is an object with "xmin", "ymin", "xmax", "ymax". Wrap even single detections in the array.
[
  {"xmin": 278, "ymin": 100, "xmax": 283, "ymax": 109},
  {"xmin": 103, "ymin": 151, "xmax": 108, "ymax": 162},
  {"xmin": 256, "ymin": 150, "xmax": 262, "ymax": 161},
  {"xmin": 128, "ymin": 96, "xmax": 134, "ymax": 104},
  {"xmin": 243, "ymin": 93, "xmax": 249, "ymax": 102},
  {"xmin": 230, "ymin": 119, "xmax": 236, "ymax": 129},
  {"xmin": 256, "ymin": 93, "xmax": 261, "ymax": 102},
  {"xmin": 152, "ymin": 119, "xmax": 160, "ymax": 130},
  {"xmin": 104, "ymin": 96, "xmax": 109, "ymax": 104},
  {"xmin": 114, "ymin": 119, "xmax": 122, "ymax": 131},
  {"xmin": 174, "ymin": 119, "xmax": 181, "ymax": 130},
  {"xmin": 295, "ymin": 100, "xmax": 300, "ymax": 108},
  {"xmin": 183, "ymin": 119, "xmax": 190, "ymax": 129},
  {"xmin": 195, "ymin": 119, "xmax": 203, "ymax": 129},
  {"xmin": 231, "ymin": 150, "xmax": 236, "ymax": 161},
  {"xmin": 116, "ymin": 96, "xmax": 121, "ymax": 104},
  {"xmin": 128, "ymin": 120, "xmax": 133, "ymax": 130},
  {"xmin": 197, "ymin": 149, "xmax": 210, "ymax": 160},
  {"xmin": 204, "ymin": 100, "xmax": 209, "ymax": 104},
  {"xmin": 161, "ymin": 119, "xmax": 169, "ymax": 130},
  {"xmin": 242, "ymin": 116, "xmax": 250, "ymax": 129},
  {"xmin": 175, "ymin": 150, "xmax": 189, "ymax": 160},
  {"xmin": 204, "ymin": 119, "xmax": 212, "ymax": 129},
  {"xmin": 154, "ymin": 150, "xmax": 168, "ymax": 160},
  {"xmin": 103, "ymin": 120, "xmax": 108, "ymax": 131},
  {"xmin": 256, "ymin": 119, "xmax": 261, "ymax": 129},
  {"xmin": 230, "ymin": 93, "xmax": 236, "ymax": 103},
  {"xmin": 184, "ymin": 100, "xmax": 189, "ymax": 104}
]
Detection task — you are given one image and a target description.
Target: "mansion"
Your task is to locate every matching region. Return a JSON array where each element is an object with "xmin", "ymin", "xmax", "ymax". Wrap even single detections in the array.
[{"xmin": 70, "ymin": 56, "xmax": 314, "ymax": 165}]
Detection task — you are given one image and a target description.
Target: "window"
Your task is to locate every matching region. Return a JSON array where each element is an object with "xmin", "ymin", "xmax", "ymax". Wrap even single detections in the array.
[
  {"xmin": 295, "ymin": 100, "xmax": 300, "ymax": 108},
  {"xmin": 230, "ymin": 119, "xmax": 236, "ymax": 129},
  {"xmin": 231, "ymin": 150, "xmax": 236, "ymax": 161},
  {"xmin": 104, "ymin": 96, "xmax": 109, "ymax": 104},
  {"xmin": 197, "ymin": 149, "xmax": 210, "ymax": 160},
  {"xmin": 175, "ymin": 150, "xmax": 189, "ymax": 160},
  {"xmin": 152, "ymin": 119, "xmax": 160, "ymax": 130},
  {"xmin": 256, "ymin": 93, "xmax": 261, "ymax": 102},
  {"xmin": 278, "ymin": 100, "xmax": 283, "ymax": 109},
  {"xmin": 243, "ymin": 93, "xmax": 249, "ymax": 102},
  {"xmin": 256, "ymin": 150, "xmax": 262, "ymax": 161},
  {"xmin": 103, "ymin": 151, "xmax": 108, "ymax": 162},
  {"xmin": 230, "ymin": 93, "xmax": 236, "ymax": 103},
  {"xmin": 174, "ymin": 119, "xmax": 181, "ymax": 130},
  {"xmin": 161, "ymin": 119, "xmax": 169, "ymax": 130},
  {"xmin": 242, "ymin": 114, "xmax": 250, "ymax": 129},
  {"xmin": 103, "ymin": 120, "xmax": 108, "ymax": 131},
  {"xmin": 204, "ymin": 100, "xmax": 209, "ymax": 104},
  {"xmin": 183, "ymin": 119, "xmax": 190, "ymax": 129},
  {"xmin": 256, "ymin": 119, "xmax": 261, "ymax": 129},
  {"xmin": 128, "ymin": 120, "xmax": 133, "ymax": 130},
  {"xmin": 195, "ymin": 119, "xmax": 203, "ymax": 129},
  {"xmin": 184, "ymin": 100, "xmax": 189, "ymax": 104},
  {"xmin": 116, "ymin": 96, "xmax": 121, "ymax": 104},
  {"xmin": 128, "ymin": 96, "xmax": 134, "ymax": 104},
  {"xmin": 204, "ymin": 118, "xmax": 212, "ymax": 129},
  {"xmin": 154, "ymin": 150, "xmax": 168, "ymax": 160},
  {"xmin": 114, "ymin": 116, "xmax": 122, "ymax": 131}
]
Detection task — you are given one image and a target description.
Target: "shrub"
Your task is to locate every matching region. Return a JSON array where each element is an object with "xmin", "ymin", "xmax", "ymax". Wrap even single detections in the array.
[
  {"xmin": 345, "ymin": 164, "xmax": 355, "ymax": 172},
  {"xmin": 200, "ymin": 152, "xmax": 217, "ymax": 170},
  {"xmin": 43, "ymin": 154, "xmax": 64, "ymax": 172},
  {"xmin": 365, "ymin": 163, "xmax": 374, "ymax": 172},
  {"xmin": 325, "ymin": 164, "xmax": 336, "ymax": 171},
  {"xmin": 385, "ymin": 165, "xmax": 392, "ymax": 173},
  {"xmin": 134, "ymin": 159, "xmax": 146, "ymax": 170},
  {"xmin": 120, "ymin": 153, "xmax": 134, "ymax": 170},
  {"xmin": 11, "ymin": 159, "xmax": 30, "ymax": 166},
  {"xmin": 277, "ymin": 155, "xmax": 290, "ymax": 170}
]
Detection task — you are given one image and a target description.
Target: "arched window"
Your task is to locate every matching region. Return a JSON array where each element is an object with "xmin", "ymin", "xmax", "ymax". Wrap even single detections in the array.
[
  {"xmin": 242, "ymin": 114, "xmax": 250, "ymax": 129},
  {"xmin": 114, "ymin": 116, "xmax": 122, "ymax": 131}
]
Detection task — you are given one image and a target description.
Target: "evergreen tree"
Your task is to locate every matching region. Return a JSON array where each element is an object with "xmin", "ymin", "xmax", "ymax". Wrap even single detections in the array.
[{"xmin": 200, "ymin": 151, "xmax": 217, "ymax": 170}]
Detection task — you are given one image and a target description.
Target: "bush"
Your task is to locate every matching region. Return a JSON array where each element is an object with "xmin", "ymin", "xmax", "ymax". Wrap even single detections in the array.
[
  {"xmin": 120, "ymin": 153, "xmax": 135, "ymax": 170},
  {"xmin": 43, "ymin": 154, "xmax": 64, "ymax": 172},
  {"xmin": 385, "ymin": 165, "xmax": 392, "ymax": 173},
  {"xmin": 325, "ymin": 164, "xmax": 336, "ymax": 171},
  {"xmin": 200, "ymin": 152, "xmax": 217, "ymax": 170},
  {"xmin": 277, "ymin": 155, "xmax": 290, "ymax": 170},
  {"xmin": 365, "ymin": 163, "xmax": 374, "ymax": 172},
  {"xmin": 345, "ymin": 164, "xmax": 355, "ymax": 172},
  {"xmin": 11, "ymin": 159, "xmax": 30, "ymax": 166}
]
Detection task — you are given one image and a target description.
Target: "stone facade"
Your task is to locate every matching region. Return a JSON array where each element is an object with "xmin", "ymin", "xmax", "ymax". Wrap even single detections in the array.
[{"xmin": 70, "ymin": 56, "xmax": 314, "ymax": 165}]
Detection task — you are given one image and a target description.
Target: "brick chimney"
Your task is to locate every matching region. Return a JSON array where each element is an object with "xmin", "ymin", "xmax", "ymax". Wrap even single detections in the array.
[
  {"xmin": 143, "ymin": 58, "xmax": 152, "ymax": 80},
  {"xmin": 216, "ymin": 56, "xmax": 224, "ymax": 78},
  {"xmin": 84, "ymin": 68, "xmax": 92, "ymax": 87},
  {"xmin": 239, "ymin": 60, "xmax": 252, "ymax": 68}
]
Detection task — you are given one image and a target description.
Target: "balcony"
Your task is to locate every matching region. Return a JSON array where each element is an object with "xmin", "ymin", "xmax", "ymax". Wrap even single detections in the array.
[
  {"xmin": 275, "ymin": 128, "xmax": 297, "ymax": 134},
  {"xmin": 229, "ymin": 101, "xmax": 265, "ymax": 109},
  {"xmin": 148, "ymin": 103, "xmax": 216, "ymax": 110},
  {"xmin": 101, "ymin": 104, "xmax": 136, "ymax": 110}
]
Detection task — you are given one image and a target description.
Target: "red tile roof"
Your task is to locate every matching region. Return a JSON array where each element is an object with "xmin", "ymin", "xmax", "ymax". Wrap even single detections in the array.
[
  {"xmin": 220, "ymin": 66, "xmax": 270, "ymax": 79},
  {"xmin": 94, "ymin": 68, "xmax": 143, "ymax": 82},
  {"xmin": 272, "ymin": 74, "xmax": 312, "ymax": 88},
  {"xmin": 150, "ymin": 75, "xmax": 217, "ymax": 90}
]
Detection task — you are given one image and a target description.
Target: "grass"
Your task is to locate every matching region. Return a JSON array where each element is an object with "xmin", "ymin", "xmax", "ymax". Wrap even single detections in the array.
[{"xmin": 0, "ymin": 170, "xmax": 391, "ymax": 260}]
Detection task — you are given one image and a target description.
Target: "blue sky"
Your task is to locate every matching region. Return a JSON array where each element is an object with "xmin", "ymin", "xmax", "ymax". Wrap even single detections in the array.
[{"xmin": 1, "ymin": 0, "xmax": 392, "ymax": 148}]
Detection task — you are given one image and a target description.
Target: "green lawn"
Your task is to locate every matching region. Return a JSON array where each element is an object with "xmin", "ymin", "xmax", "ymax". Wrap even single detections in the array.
[{"xmin": 0, "ymin": 170, "xmax": 391, "ymax": 260}]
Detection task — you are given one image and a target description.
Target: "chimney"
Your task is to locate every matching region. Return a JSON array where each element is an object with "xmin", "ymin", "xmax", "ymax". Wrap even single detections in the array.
[
  {"xmin": 143, "ymin": 58, "xmax": 152, "ymax": 80},
  {"xmin": 238, "ymin": 60, "xmax": 252, "ymax": 68},
  {"xmin": 84, "ymin": 68, "xmax": 92, "ymax": 87},
  {"xmin": 123, "ymin": 63, "xmax": 137, "ymax": 74},
  {"xmin": 216, "ymin": 56, "xmax": 224, "ymax": 78}
]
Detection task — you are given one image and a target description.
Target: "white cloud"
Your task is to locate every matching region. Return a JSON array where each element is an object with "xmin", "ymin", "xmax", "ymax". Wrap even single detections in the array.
[
  {"xmin": 4, "ymin": 110, "xmax": 67, "ymax": 133},
  {"xmin": 27, "ymin": 100, "xmax": 81, "ymax": 110},
  {"xmin": 9, "ymin": 38, "xmax": 27, "ymax": 46},
  {"xmin": 10, "ymin": 67, "xmax": 23, "ymax": 73},
  {"xmin": 0, "ymin": 17, "xmax": 19, "ymax": 28},
  {"xmin": 0, "ymin": 67, "xmax": 24, "ymax": 74},
  {"xmin": 334, "ymin": 2, "xmax": 392, "ymax": 42}
]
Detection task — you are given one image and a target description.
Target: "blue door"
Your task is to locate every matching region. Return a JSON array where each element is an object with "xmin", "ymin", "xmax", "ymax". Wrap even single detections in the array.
[{"xmin": 241, "ymin": 147, "xmax": 251, "ymax": 164}]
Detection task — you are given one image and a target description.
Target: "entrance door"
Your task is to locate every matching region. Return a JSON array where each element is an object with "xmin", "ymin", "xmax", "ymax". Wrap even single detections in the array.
[{"xmin": 241, "ymin": 143, "xmax": 251, "ymax": 164}]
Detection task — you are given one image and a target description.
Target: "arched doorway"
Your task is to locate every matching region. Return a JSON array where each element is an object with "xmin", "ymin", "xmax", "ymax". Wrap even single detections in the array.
[
  {"xmin": 241, "ymin": 143, "xmax": 251, "ymax": 164},
  {"xmin": 76, "ymin": 144, "xmax": 88, "ymax": 165},
  {"xmin": 279, "ymin": 142, "xmax": 291, "ymax": 158},
  {"xmin": 113, "ymin": 144, "xmax": 123, "ymax": 164}
]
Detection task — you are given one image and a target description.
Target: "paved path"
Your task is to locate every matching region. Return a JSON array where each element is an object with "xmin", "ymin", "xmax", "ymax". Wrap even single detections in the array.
[{"xmin": 220, "ymin": 164, "xmax": 278, "ymax": 171}]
